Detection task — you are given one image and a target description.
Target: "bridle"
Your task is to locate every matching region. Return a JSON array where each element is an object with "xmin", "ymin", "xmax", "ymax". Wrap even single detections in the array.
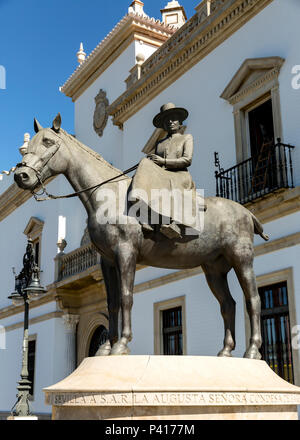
[
  {"xmin": 16, "ymin": 137, "xmax": 138, "ymax": 202},
  {"xmin": 16, "ymin": 140, "xmax": 61, "ymax": 201}
]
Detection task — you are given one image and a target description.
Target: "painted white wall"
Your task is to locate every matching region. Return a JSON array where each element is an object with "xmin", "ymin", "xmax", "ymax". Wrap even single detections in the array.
[
  {"xmin": 254, "ymin": 210, "xmax": 300, "ymax": 246},
  {"xmin": 74, "ymin": 43, "xmax": 138, "ymax": 169},
  {"xmin": 134, "ymin": 40, "xmax": 159, "ymax": 62},
  {"xmin": 0, "ymin": 312, "xmax": 70, "ymax": 415},
  {"xmin": 135, "ymin": 266, "xmax": 178, "ymax": 285}
]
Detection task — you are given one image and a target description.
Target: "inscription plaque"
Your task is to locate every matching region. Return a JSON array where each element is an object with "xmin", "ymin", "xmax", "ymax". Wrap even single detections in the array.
[{"xmin": 46, "ymin": 391, "xmax": 300, "ymax": 407}]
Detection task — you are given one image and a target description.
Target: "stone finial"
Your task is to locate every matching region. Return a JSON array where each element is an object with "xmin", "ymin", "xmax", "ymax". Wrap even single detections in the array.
[
  {"xmin": 19, "ymin": 133, "xmax": 30, "ymax": 156},
  {"xmin": 128, "ymin": 0, "xmax": 148, "ymax": 17},
  {"xmin": 136, "ymin": 53, "xmax": 145, "ymax": 66},
  {"xmin": 57, "ymin": 237, "xmax": 67, "ymax": 254},
  {"xmin": 135, "ymin": 53, "xmax": 145, "ymax": 80},
  {"xmin": 161, "ymin": 0, "xmax": 187, "ymax": 28},
  {"xmin": 77, "ymin": 42, "xmax": 86, "ymax": 65}
]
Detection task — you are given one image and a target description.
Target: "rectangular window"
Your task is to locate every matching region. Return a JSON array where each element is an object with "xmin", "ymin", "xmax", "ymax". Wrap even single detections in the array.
[
  {"xmin": 259, "ymin": 282, "xmax": 294, "ymax": 384},
  {"xmin": 162, "ymin": 307, "xmax": 183, "ymax": 355},
  {"xmin": 28, "ymin": 339, "xmax": 36, "ymax": 396},
  {"xmin": 165, "ymin": 14, "xmax": 178, "ymax": 24},
  {"xmin": 154, "ymin": 296, "xmax": 186, "ymax": 355}
]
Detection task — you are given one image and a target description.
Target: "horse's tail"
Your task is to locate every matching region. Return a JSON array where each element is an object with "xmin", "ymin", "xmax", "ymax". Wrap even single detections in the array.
[{"xmin": 250, "ymin": 212, "xmax": 269, "ymax": 241}]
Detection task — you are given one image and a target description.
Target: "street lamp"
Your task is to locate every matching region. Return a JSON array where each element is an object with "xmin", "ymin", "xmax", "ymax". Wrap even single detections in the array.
[{"xmin": 8, "ymin": 238, "xmax": 46, "ymax": 418}]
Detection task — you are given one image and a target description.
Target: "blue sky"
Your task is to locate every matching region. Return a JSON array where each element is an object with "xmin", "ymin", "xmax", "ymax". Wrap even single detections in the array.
[{"xmin": 0, "ymin": 0, "xmax": 198, "ymax": 171}]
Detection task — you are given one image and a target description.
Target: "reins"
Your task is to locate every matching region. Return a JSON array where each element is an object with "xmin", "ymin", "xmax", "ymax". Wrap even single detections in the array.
[
  {"xmin": 16, "ymin": 135, "xmax": 139, "ymax": 202},
  {"xmin": 30, "ymin": 163, "xmax": 139, "ymax": 202}
]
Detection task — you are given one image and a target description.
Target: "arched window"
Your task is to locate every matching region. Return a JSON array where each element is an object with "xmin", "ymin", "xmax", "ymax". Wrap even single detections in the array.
[{"xmin": 88, "ymin": 325, "xmax": 109, "ymax": 357}]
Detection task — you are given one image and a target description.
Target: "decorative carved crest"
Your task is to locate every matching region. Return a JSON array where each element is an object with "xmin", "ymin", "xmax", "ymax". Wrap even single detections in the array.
[{"xmin": 93, "ymin": 89, "xmax": 109, "ymax": 137}]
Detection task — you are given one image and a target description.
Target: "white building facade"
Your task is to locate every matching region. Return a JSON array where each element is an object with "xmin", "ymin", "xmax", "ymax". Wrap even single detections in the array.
[{"xmin": 0, "ymin": 0, "xmax": 300, "ymax": 418}]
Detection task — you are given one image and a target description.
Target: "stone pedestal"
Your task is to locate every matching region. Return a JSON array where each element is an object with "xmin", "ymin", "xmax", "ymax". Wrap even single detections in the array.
[{"xmin": 44, "ymin": 356, "xmax": 300, "ymax": 420}]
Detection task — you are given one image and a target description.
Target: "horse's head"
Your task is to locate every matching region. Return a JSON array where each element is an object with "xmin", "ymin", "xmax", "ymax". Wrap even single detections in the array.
[{"xmin": 14, "ymin": 113, "xmax": 68, "ymax": 191}]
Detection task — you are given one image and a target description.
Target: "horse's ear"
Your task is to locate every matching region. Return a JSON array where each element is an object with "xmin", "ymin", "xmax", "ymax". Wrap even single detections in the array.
[
  {"xmin": 52, "ymin": 113, "xmax": 61, "ymax": 133},
  {"xmin": 34, "ymin": 118, "xmax": 43, "ymax": 133}
]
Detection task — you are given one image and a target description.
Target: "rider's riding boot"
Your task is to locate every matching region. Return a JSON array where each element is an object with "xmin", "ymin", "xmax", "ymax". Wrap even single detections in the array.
[
  {"xmin": 141, "ymin": 223, "xmax": 154, "ymax": 233},
  {"xmin": 160, "ymin": 222, "xmax": 182, "ymax": 239}
]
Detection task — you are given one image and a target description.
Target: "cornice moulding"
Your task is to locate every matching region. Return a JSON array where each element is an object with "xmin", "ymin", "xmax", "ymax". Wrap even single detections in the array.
[
  {"xmin": 245, "ymin": 187, "xmax": 300, "ymax": 224},
  {"xmin": 108, "ymin": 0, "xmax": 274, "ymax": 126},
  {"xmin": 61, "ymin": 13, "xmax": 176, "ymax": 100},
  {"xmin": 0, "ymin": 183, "xmax": 32, "ymax": 222},
  {"xmin": 220, "ymin": 56, "xmax": 285, "ymax": 103},
  {"xmin": 23, "ymin": 216, "xmax": 44, "ymax": 238},
  {"xmin": 227, "ymin": 67, "xmax": 281, "ymax": 106},
  {"xmin": 0, "ymin": 176, "xmax": 56, "ymax": 223}
]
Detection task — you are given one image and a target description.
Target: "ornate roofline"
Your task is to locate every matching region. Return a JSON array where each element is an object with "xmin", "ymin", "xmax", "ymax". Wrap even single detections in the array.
[
  {"xmin": 108, "ymin": 0, "xmax": 274, "ymax": 127},
  {"xmin": 60, "ymin": 12, "xmax": 176, "ymax": 101}
]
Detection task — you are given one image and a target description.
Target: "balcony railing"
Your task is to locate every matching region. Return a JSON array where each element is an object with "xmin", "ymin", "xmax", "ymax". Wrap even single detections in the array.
[
  {"xmin": 56, "ymin": 243, "xmax": 100, "ymax": 282},
  {"xmin": 215, "ymin": 140, "xmax": 295, "ymax": 205}
]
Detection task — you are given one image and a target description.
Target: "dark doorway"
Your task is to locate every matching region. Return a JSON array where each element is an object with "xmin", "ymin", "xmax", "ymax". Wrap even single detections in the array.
[
  {"xmin": 248, "ymin": 99, "xmax": 274, "ymax": 158},
  {"xmin": 88, "ymin": 325, "xmax": 109, "ymax": 357},
  {"xmin": 248, "ymin": 99, "xmax": 277, "ymax": 194}
]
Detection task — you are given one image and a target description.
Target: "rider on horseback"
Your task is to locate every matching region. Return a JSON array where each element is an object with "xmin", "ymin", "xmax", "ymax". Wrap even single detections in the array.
[{"xmin": 131, "ymin": 103, "xmax": 199, "ymax": 239}]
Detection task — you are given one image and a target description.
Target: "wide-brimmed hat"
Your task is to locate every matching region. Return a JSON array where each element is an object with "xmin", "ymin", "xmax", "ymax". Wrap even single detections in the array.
[{"xmin": 153, "ymin": 103, "xmax": 188, "ymax": 128}]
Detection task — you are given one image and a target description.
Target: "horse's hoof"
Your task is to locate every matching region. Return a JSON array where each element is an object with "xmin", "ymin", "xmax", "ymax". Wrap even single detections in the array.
[
  {"xmin": 217, "ymin": 348, "xmax": 233, "ymax": 357},
  {"xmin": 243, "ymin": 346, "xmax": 262, "ymax": 360},
  {"xmin": 110, "ymin": 341, "xmax": 130, "ymax": 356},
  {"xmin": 95, "ymin": 340, "xmax": 111, "ymax": 356}
]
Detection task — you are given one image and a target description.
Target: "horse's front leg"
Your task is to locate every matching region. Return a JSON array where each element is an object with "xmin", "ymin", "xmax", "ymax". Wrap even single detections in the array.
[
  {"xmin": 96, "ymin": 258, "xmax": 120, "ymax": 356},
  {"xmin": 110, "ymin": 244, "xmax": 137, "ymax": 356}
]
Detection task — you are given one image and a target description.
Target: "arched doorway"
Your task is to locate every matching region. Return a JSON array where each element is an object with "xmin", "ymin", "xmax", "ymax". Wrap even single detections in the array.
[{"xmin": 88, "ymin": 325, "xmax": 109, "ymax": 357}]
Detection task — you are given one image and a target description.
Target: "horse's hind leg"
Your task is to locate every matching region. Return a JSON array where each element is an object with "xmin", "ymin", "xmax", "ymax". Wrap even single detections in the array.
[
  {"xmin": 233, "ymin": 255, "xmax": 262, "ymax": 360},
  {"xmin": 110, "ymin": 243, "xmax": 137, "ymax": 356},
  {"xmin": 96, "ymin": 258, "xmax": 121, "ymax": 356},
  {"xmin": 203, "ymin": 263, "xmax": 236, "ymax": 357}
]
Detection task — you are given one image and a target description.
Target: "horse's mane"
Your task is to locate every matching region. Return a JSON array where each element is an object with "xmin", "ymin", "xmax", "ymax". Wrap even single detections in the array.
[{"xmin": 61, "ymin": 129, "xmax": 122, "ymax": 175}]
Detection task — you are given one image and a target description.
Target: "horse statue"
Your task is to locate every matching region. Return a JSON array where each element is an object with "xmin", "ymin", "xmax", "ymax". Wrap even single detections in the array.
[{"xmin": 14, "ymin": 114, "xmax": 269, "ymax": 359}]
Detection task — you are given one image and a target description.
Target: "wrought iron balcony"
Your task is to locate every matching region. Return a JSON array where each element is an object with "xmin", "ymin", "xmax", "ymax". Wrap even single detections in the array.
[{"xmin": 215, "ymin": 139, "xmax": 295, "ymax": 205}]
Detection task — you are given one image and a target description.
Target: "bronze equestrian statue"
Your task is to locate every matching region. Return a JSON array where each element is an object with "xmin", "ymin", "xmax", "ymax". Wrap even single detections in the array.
[{"xmin": 14, "ymin": 108, "xmax": 269, "ymax": 359}]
